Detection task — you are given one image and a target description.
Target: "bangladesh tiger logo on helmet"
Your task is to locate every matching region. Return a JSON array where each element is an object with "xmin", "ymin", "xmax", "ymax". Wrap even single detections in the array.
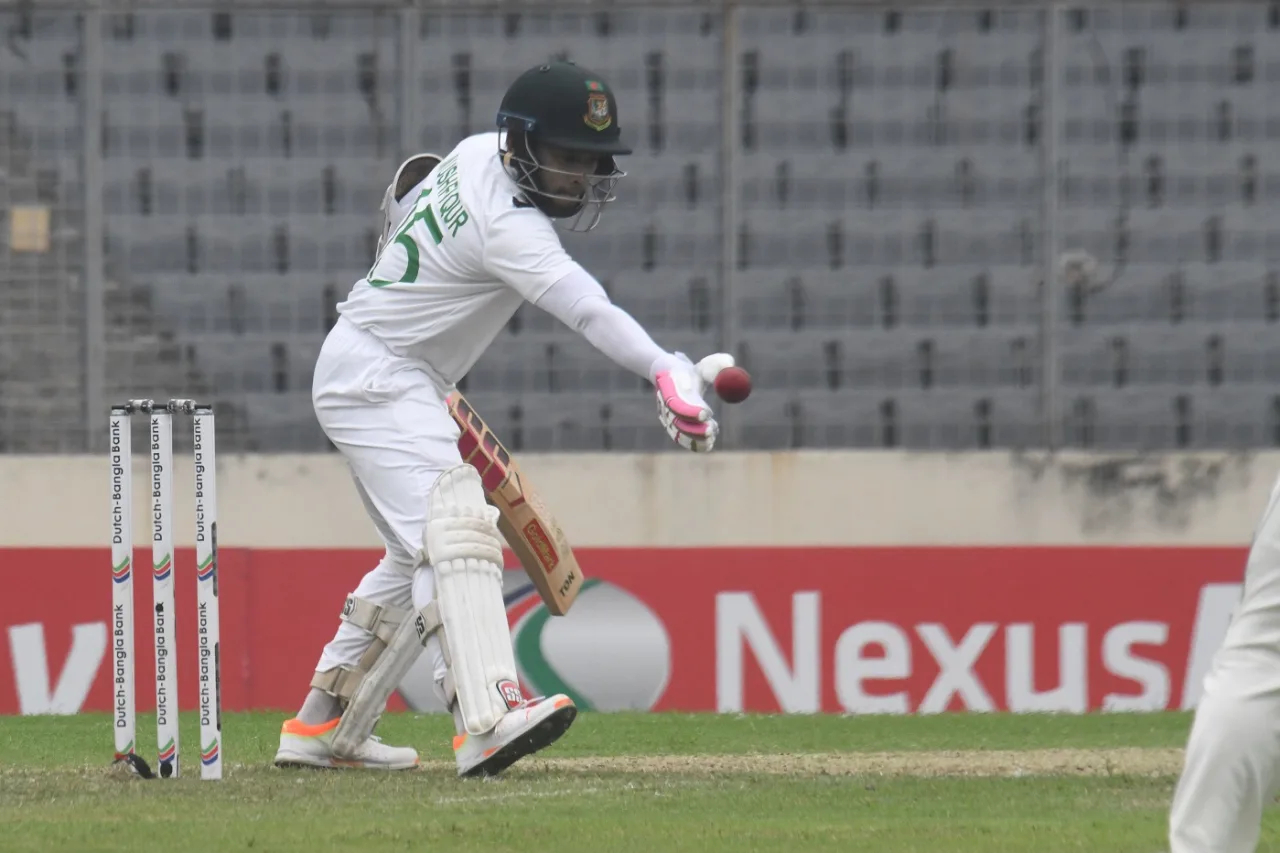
[{"xmin": 584, "ymin": 81, "xmax": 611, "ymax": 131}]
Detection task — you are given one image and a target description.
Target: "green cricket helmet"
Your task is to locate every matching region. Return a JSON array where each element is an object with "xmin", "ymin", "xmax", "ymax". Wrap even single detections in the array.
[{"xmin": 496, "ymin": 60, "xmax": 632, "ymax": 231}]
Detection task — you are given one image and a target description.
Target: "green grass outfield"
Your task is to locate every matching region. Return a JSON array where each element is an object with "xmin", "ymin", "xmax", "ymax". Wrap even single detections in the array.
[{"xmin": 1, "ymin": 710, "xmax": 1274, "ymax": 852}]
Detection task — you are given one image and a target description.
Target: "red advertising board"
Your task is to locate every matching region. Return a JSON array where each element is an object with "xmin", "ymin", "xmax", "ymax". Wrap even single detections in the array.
[{"xmin": 0, "ymin": 547, "xmax": 1248, "ymax": 716}]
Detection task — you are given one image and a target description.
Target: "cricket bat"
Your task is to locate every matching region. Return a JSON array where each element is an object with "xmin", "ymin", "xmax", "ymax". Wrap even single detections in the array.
[{"xmin": 447, "ymin": 392, "xmax": 584, "ymax": 615}]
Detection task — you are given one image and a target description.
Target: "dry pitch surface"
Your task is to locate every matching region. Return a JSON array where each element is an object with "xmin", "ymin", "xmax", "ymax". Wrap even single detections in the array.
[{"xmin": 2, "ymin": 710, "xmax": 1274, "ymax": 852}]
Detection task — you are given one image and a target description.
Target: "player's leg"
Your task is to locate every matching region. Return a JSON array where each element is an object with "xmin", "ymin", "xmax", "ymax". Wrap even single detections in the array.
[
  {"xmin": 275, "ymin": 320, "xmax": 443, "ymax": 770},
  {"xmin": 291, "ymin": 318, "xmax": 575, "ymax": 774},
  {"xmin": 1169, "ymin": 684, "xmax": 1280, "ymax": 853},
  {"xmin": 274, "ymin": 544, "xmax": 420, "ymax": 770},
  {"xmin": 324, "ymin": 461, "xmax": 576, "ymax": 777},
  {"xmin": 414, "ymin": 464, "xmax": 577, "ymax": 778},
  {"xmin": 1169, "ymin": 475, "xmax": 1280, "ymax": 852},
  {"xmin": 296, "ymin": 476, "xmax": 413, "ymax": 726}
]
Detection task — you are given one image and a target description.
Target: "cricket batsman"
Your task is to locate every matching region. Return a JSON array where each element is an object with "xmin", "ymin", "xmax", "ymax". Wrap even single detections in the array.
[
  {"xmin": 1170, "ymin": 476, "xmax": 1280, "ymax": 851},
  {"xmin": 272, "ymin": 60, "xmax": 733, "ymax": 777}
]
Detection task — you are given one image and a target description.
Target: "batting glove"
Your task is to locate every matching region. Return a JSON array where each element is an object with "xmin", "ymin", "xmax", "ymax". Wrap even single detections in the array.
[{"xmin": 652, "ymin": 352, "xmax": 722, "ymax": 453}]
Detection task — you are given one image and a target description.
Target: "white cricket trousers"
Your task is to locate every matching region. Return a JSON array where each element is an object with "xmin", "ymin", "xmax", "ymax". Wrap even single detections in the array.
[
  {"xmin": 1170, "ymin": 474, "xmax": 1280, "ymax": 852},
  {"xmin": 308, "ymin": 316, "xmax": 462, "ymax": 691}
]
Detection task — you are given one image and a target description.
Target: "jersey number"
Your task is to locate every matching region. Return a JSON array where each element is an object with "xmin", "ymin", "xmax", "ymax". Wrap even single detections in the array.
[{"xmin": 369, "ymin": 187, "xmax": 444, "ymax": 287}]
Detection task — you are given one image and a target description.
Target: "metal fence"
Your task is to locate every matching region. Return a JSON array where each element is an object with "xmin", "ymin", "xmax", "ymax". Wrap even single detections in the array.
[{"xmin": 1, "ymin": 1, "xmax": 1274, "ymax": 453}]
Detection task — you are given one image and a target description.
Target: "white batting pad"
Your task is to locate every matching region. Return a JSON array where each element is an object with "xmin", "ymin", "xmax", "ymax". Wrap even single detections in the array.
[
  {"xmin": 329, "ymin": 607, "xmax": 428, "ymax": 758},
  {"xmin": 425, "ymin": 464, "xmax": 520, "ymax": 735}
]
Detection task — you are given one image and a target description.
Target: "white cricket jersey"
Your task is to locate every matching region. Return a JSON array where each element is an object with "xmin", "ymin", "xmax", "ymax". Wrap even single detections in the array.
[{"xmin": 337, "ymin": 132, "xmax": 583, "ymax": 385}]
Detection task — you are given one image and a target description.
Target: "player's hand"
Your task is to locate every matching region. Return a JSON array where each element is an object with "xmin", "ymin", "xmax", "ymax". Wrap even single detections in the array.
[{"xmin": 652, "ymin": 352, "xmax": 721, "ymax": 452}]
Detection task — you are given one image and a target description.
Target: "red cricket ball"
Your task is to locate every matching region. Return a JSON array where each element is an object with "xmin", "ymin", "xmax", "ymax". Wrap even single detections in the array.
[{"xmin": 713, "ymin": 366, "xmax": 753, "ymax": 403}]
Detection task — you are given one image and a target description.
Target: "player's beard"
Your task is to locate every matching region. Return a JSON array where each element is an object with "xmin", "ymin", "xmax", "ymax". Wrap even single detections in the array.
[{"xmin": 531, "ymin": 178, "xmax": 587, "ymax": 218}]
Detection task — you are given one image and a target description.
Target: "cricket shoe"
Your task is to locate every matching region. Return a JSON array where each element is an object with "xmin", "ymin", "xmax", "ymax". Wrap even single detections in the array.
[
  {"xmin": 273, "ymin": 717, "xmax": 420, "ymax": 770},
  {"xmin": 454, "ymin": 694, "xmax": 577, "ymax": 778}
]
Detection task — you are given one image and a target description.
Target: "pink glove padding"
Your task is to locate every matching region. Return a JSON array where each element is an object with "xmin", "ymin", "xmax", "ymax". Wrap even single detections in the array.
[{"xmin": 653, "ymin": 353, "xmax": 718, "ymax": 452}]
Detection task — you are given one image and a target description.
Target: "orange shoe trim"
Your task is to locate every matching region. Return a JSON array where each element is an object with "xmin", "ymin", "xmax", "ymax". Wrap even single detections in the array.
[
  {"xmin": 553, "ymin": 697, "xmax": 573, "ymax": 709},
  {"xmin": 281, "ymin": 717, "xmax": 340, "ymax": 737},
  {"xmin": 452, "ymin": 734, "xmax": 467, "ymax": 751}
]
